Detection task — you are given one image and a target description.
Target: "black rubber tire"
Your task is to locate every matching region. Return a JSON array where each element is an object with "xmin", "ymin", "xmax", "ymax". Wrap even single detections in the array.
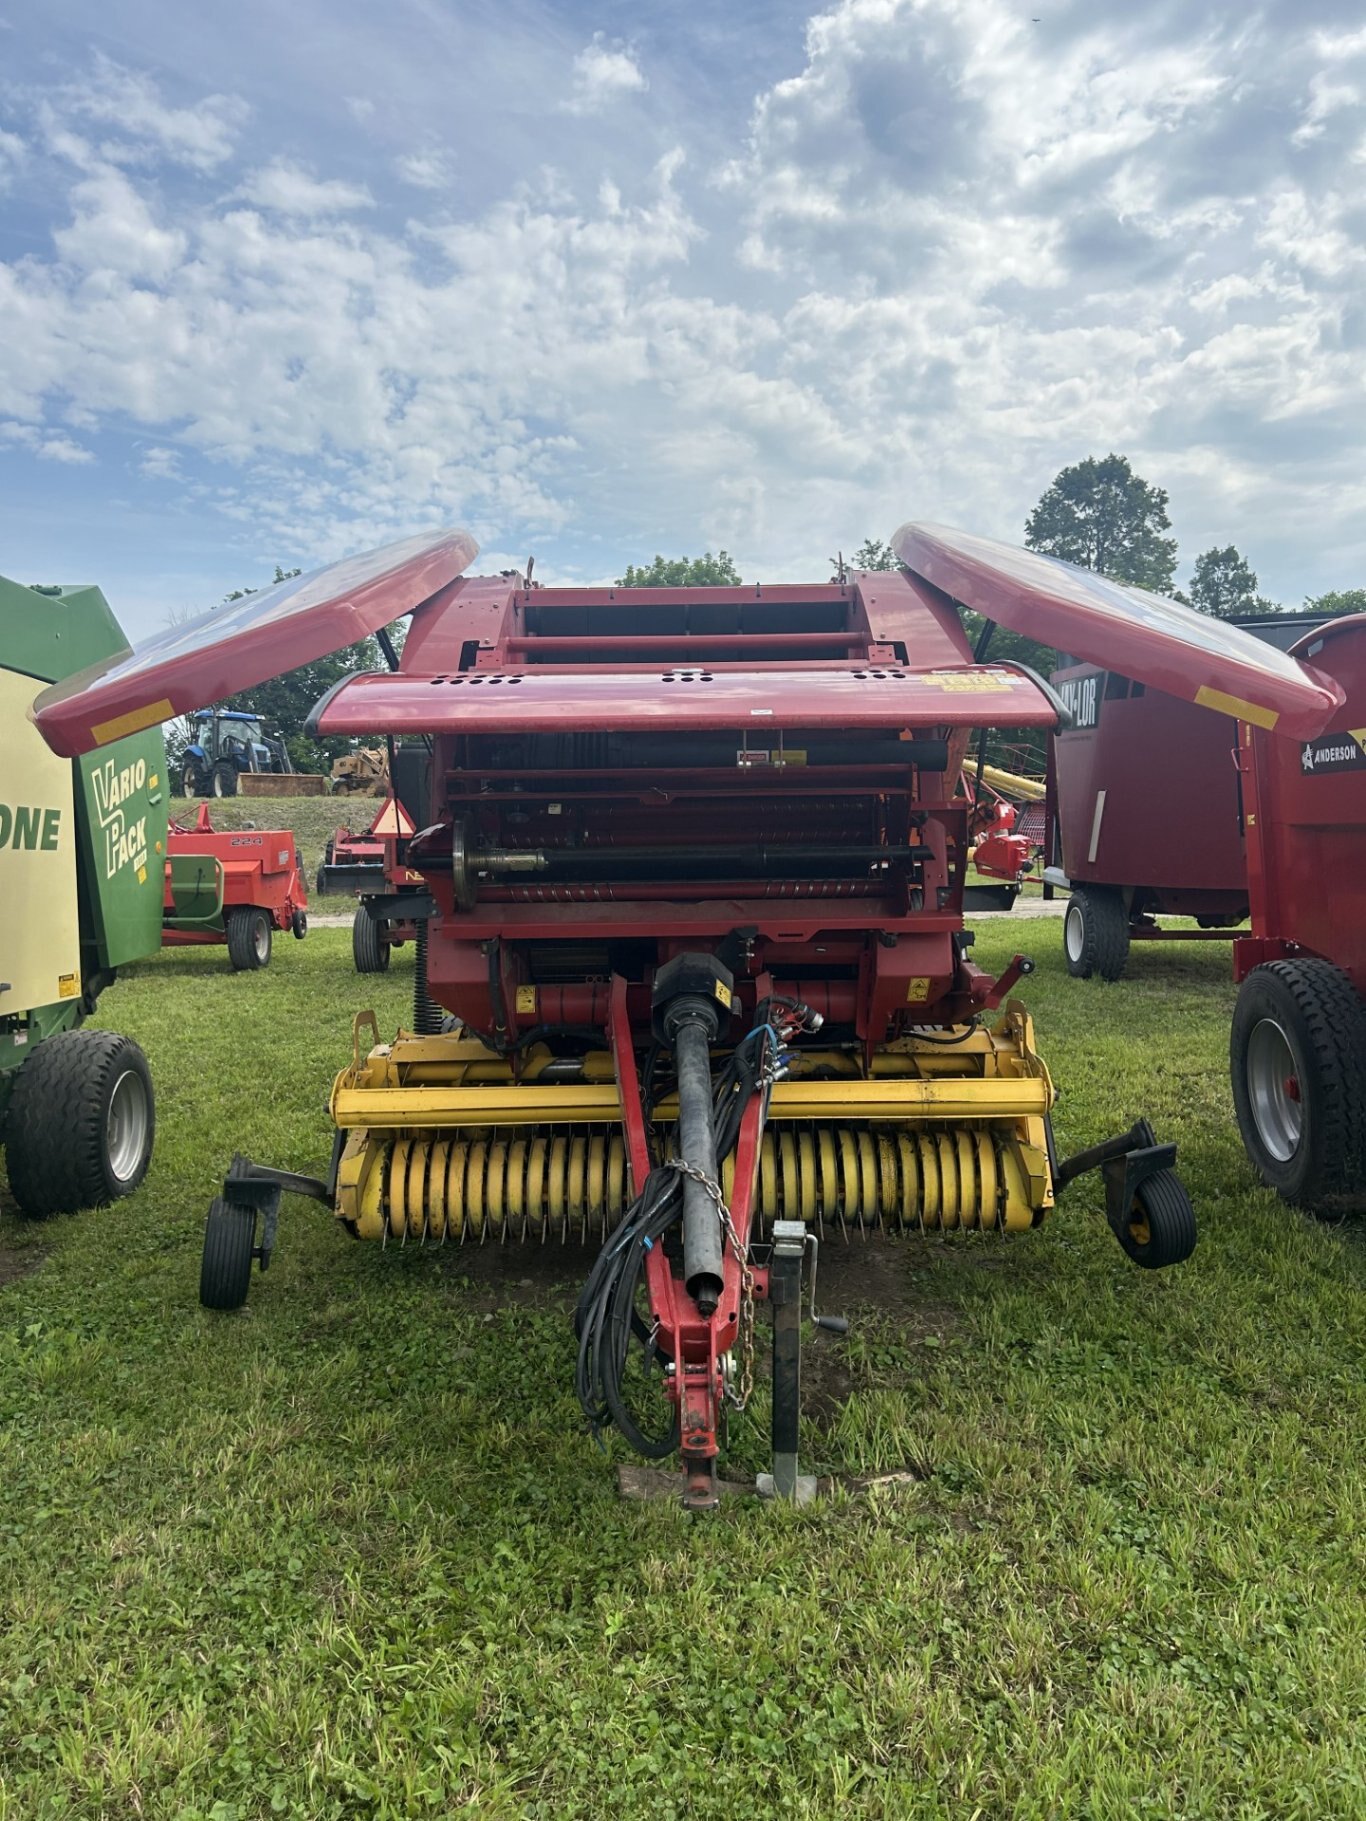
[
  {"xmin": 226, "ymin": 907, "xmax": 272, "ymax": 971},
  {"xmin": 200, "ymin": 1197, "xmax": 255, "ymax": 1310},
  {"xmin": 1230, "ymin": 960, "xmax": 1366, "ymax": 1211},
  {"xmin": 211, "ymin": 762, "xmax": 238, "ymax": 798},
  {"xmin": 1114, "ymin": 1167, "xmax": 1197, "ymax": 1269},
  {"xmin": 1063, "ymin": 888, "xmax": 1130, "ymax": 981},
  {"xmin": 291, "ymin": 910, "xmax": 308, "ymax": 940},
  {"xmin": 5, "ymin": 1031, "xmax": 155, "ymax": 1216},
  {"xmin": 181, "ymin": 760, "xmax": 202, "ymax": 797},
  {"xmin": 353, "ymin": 903, "xmax": 391, "ymax": 974}
]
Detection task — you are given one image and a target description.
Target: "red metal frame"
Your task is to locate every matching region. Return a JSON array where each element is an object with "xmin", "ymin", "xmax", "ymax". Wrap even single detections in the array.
[{"xmin": 1236, "ymin": 615, "xmax": 1366, "ymax": 995}]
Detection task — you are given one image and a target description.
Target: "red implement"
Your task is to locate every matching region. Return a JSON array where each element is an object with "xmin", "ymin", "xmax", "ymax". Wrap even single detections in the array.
[{"xmin": 163, "ymin": 804, "xmax": 308, "ymax": 970}]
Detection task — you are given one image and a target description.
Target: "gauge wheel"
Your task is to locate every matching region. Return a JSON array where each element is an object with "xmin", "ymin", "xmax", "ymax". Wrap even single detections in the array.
[
  {"xmin": 200, "ymin": 1197, "xmax": 256, "ymax": 1310},
  {"xmin": 1113, "ymin": 1167, "xmax": 1196, "ymax": 1269}
]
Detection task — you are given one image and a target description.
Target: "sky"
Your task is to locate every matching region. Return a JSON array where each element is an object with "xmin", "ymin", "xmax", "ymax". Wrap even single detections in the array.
[{"xmin": 2, "ymin": 0, "xmax": 1365, "ymax": 639}]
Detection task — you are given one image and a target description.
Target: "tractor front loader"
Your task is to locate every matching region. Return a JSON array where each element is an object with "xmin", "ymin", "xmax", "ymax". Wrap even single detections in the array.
[{"xmin": 31, "ymin": 525, "xmax": 1344, "ymax": 1502}]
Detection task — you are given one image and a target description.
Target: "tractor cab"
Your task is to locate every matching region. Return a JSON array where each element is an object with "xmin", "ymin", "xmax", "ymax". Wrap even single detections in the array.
[{"xmin": 180, "ymin": 709, "xmax": 291, "ymax": 798}]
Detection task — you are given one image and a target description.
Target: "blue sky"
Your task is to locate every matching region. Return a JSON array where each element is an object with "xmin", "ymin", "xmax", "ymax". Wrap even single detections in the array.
[{"xmin": 2, "ymin": 0, "xmax": 1365, "ymax": 639}]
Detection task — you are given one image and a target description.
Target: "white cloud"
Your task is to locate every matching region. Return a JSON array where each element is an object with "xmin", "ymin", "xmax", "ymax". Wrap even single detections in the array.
[
  {"xmin": 235, "ymin": 160, "xmax": 374, "ymax": 215},
  {"xmin": 62, "ymin": 53, "xmax": 247, "ymax": 171},
  {"xmin": 139, "ymin": 445, "xmax": 183, "ymax": 479},
  {"xmin": 396, "ymin": 149, "xmax": 456, "ymax": 192},
  {"xmin": 53, "ymin": 166, "xmax": 187, "ymax": 279},
  {"xmin": 3, "ymin": 16, "xmax": 1366, "ymax": 611},
  {"xmin": 563, "ymin": 36, "xmax": 647, "ymax": 116},
  {"xmin": 0, "ymin": 125, "xmax": 22, "ymax": 192},
  {"xmin": 37, "ymin": 434, "xmax": 95, "ymax": 464}
]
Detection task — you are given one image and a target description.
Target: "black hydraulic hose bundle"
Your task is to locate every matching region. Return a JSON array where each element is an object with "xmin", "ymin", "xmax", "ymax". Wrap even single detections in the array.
[{"xmin": 573, "ymin": 1021, "xmax": 780, "ymax": 1457}]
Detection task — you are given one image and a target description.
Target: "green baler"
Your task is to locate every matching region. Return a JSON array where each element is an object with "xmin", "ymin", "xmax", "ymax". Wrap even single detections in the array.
[{"xmin": 0, "ymin": 574, "xmax": 167, "ymax": 1214}]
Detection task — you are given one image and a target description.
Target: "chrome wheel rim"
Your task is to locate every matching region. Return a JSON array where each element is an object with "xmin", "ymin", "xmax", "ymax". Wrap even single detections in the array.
[
  {"xmin": 1247, "ymin": 1018, "xmax": 1302, "ymax": 1163},
  {"xmin": 106, "ymin": 1069, "xmax": 150, "ymax": 1183},
  {"xmin": 1065, "ymin": 903, "xmax": 1085, "ymax": 964}
]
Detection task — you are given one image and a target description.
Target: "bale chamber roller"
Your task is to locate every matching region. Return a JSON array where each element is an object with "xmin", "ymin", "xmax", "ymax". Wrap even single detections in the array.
[{"xmin": 33, "ymin": 525, "xmax": 1343, "ymax": 1504}]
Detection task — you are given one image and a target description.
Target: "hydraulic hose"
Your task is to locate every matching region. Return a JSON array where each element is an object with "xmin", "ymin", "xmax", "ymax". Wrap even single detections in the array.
[
  {"xmin": 573, "ymin": 1022, "xmax": 778, "ymax": 1456},
  {"xmin": 672, "ymin": 1015, "xmax": 725, "ymax": 1316}
]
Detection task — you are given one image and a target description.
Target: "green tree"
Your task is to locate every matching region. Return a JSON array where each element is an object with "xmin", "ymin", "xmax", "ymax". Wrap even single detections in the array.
[
  {"xmin": 1305, "ymin": 589, "xmax": 1366, "ymax": 617},
  {"xmin": 616, "ymin": 551, "xmax": 742, "ymax": 587},
  {"xmin": 1025, "ymin": 454, "xmax": 1178, "ymax": 593},
  {"xmin": 833, "ymin": 537, "xmax": 899, "ymax": 576},
  {"xmin": 1188, "ymin": 546, "xmax": 1274, "ymax": 619}
]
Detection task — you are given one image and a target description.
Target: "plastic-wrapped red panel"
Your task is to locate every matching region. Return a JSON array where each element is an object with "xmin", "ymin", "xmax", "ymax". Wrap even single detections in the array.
[
  {"xmin": 34, "ymin": 529, "xmax": 478, "ymax": 757},
  {"xmin": 307, "ymin": 663, "xmax": 1062, "ymax": 737},
  {"xmin": 893, "ymin": 523, "xmax": 1343, "ymax": 741}
]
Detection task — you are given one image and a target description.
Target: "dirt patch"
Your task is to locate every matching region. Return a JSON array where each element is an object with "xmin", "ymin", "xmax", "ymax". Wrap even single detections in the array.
[
  {"xmin": 436, "ymin": 1237, "xmax": 595, "ymax": 1315},
  {"xmin": 809, "ymin": 1229, "xmax": 967, "ymax": 1330},
  {"xmin": 0, "ymin": 1242, "xmax": 46, "ymax": 1288}
]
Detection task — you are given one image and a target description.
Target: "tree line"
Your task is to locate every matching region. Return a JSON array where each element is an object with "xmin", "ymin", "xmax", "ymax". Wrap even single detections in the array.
[{"xmin": 840, "ymin": 453, "xmax": 1364, "ymax": 622}]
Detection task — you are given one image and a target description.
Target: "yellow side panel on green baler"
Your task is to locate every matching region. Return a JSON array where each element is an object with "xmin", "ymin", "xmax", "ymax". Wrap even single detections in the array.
[{"xmin": 0, "ymin": 665, "xmax": 82, "ymax": 1017}]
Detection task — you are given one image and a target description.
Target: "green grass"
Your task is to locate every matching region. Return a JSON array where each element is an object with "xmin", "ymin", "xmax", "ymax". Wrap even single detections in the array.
[{"xmin": 4, "ymin": 927, "xmax": 1366, "ymax": 1818}]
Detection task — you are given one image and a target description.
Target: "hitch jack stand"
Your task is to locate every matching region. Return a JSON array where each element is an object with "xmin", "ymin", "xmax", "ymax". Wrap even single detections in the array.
[{"xmin": 758, "ymin": 1220, "xmax": 819, "ymax": 1504}]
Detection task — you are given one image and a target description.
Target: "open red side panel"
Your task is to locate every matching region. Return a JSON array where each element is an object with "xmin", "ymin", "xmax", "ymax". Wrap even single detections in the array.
[
  {"xmin": 893, "ymin": 523, "xmax": 1343, "ymax": 741},
  {"xmin": 33, "ymin": 528, "xmax": 479, "ymax": 757}
]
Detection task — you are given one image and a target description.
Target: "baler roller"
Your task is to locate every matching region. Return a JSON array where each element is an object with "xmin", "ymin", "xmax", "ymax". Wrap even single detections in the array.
[{"xmin": 339, "ymin": 1122, "xmax": 1043, "ymax": 1243}]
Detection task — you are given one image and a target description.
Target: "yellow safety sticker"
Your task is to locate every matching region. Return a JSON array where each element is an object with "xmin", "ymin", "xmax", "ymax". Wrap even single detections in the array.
[
  {"xmin": 91, "ymin": 698, "xmax": 176, "ymax": 746},
  {"xmin": 714, "ymin": 979, "xmax": 733, "ymax": 1008},
  {"xmin": 137, "ymin": 865, "xmax": 147, "ymax": 884},
  {"xmin": 58, "ymin": 972, "xmax": 79, "ymax": 999},
  {"xmin": 924, "ymin": 673, "xmax": 1014, "ymax": 691},
  {"xmin": 1194, "ymin": 685, "xmax": 1278, "ymax": 730},
  {"xmin": 775, "ymin": 749, "xmax": 807, "ymax": 766},
  {"xmin": 515, "ymin": 986, "xmax": 538, "ymax": 1014},
  {"xmin": 905, "ymin": 977, "xmax": 931, "ymax": 1002},
  {"xmin": 148, "ymin": 774, "xmax": 159, "ymax": 790}
]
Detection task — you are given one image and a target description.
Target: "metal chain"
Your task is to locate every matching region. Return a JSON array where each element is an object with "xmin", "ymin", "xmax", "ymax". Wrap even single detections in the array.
[{"xmin": 663, "ymin": 1157, "xmax": 757, "ymax": 1412}]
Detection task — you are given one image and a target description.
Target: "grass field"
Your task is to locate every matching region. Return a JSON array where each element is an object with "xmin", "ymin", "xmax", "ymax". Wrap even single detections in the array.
[{"xmin": 3, "ymin": 924, "xmax": 1366, "ymax": 1818}]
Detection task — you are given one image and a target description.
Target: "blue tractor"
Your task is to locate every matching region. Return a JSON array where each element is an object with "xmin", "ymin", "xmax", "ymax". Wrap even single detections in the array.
[{"xmin": 177, "ymin": 708, "xmax": 296, "ymax": 798}]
